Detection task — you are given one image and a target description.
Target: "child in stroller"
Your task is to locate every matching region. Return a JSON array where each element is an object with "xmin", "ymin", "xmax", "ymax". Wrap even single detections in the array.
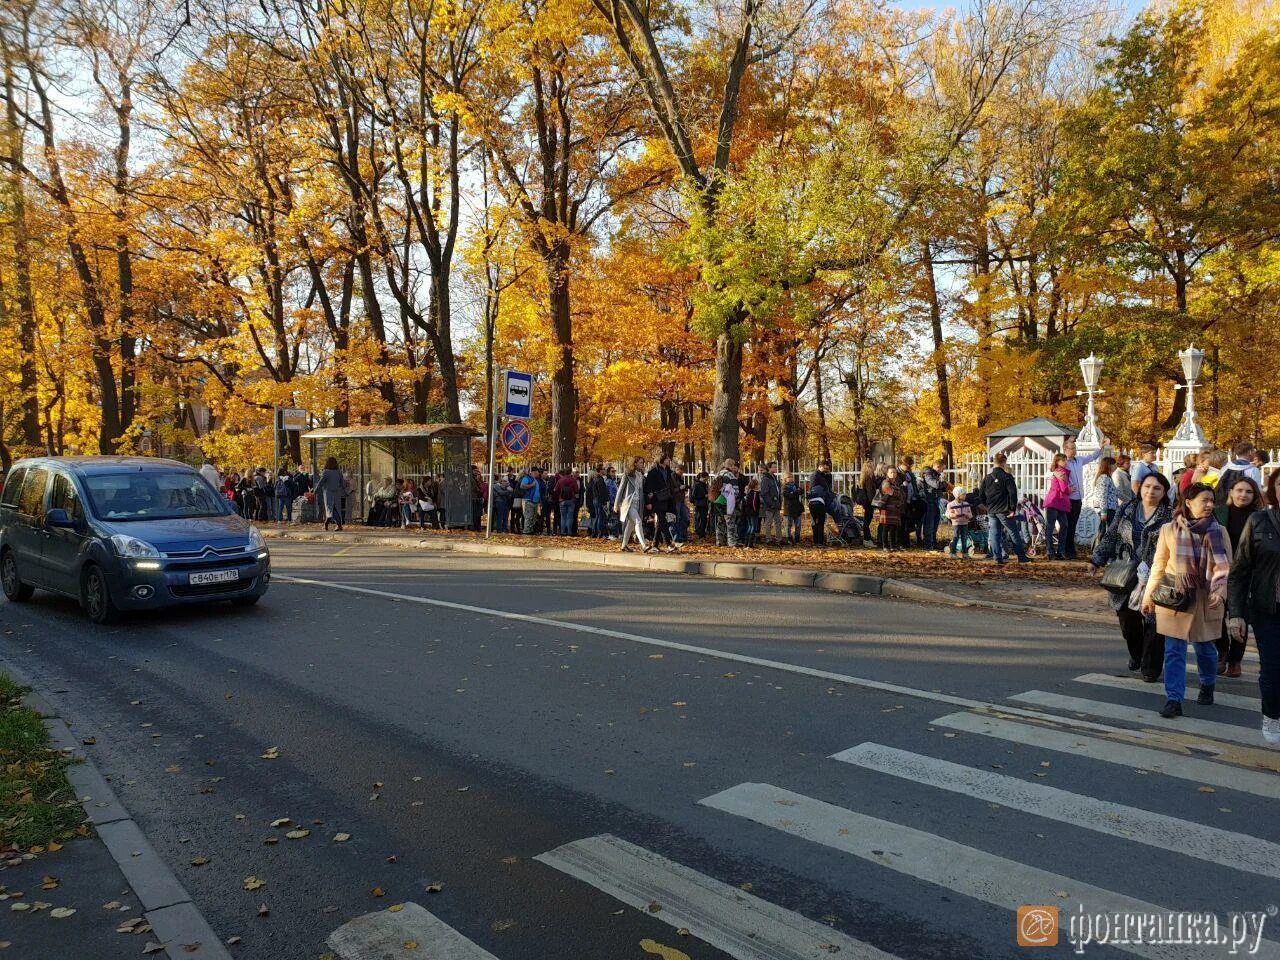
[{"xmin": 826, "ymin": 494, "xmax": 865, "ymax": 547}]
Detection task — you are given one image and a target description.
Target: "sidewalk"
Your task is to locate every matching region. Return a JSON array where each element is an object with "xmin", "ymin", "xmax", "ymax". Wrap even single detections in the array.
[
  {"xmin": 0, "ymin": 669, "xmax": 230, "ymax": 960},
  {"xmin": 259, "ymin": 523, "xmax": 1113, "ymax": 624}
]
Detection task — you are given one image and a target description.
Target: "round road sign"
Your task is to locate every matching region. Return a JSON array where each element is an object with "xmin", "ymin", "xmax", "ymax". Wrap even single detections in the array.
[{"xmin": 501, "ymin": 418, "xmax": 532, "ymax": 455}]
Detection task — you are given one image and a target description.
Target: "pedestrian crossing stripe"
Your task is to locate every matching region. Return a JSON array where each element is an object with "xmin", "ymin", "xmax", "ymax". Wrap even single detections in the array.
[
  {"xmin": 327, "ymin": 902, "xmax": 499, "ymax": 959},
  {"xmin": 1011, "ymin": 690, "xmax": 1265, "ymax": 747},
  {"xmin": 536, "ymin": 833, "xmax": 902, "ymax": 960},
  {"xmin": 1076, "ymin": 672, "xmax": 1262, "ymax": 710},
  {"xmin": 699, "ymin": 782, "xmax": 1280, "ymax": 960},
  {"xmin": 931, "ymin": 711, "xmax": 1280, "ymax": 797},
  {"xmin": 832, "ymin": 742, "xmax": 1280, "ymax": 879}
]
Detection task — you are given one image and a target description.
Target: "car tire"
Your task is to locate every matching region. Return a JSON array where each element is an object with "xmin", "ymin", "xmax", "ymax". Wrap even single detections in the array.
[
  {"xmin": 81, "ymin": 564, "xmax": 120, "ymax": 625},
  {"xmin": 1, "ymin": 549, "xmax": 34, "ymax": 602}
]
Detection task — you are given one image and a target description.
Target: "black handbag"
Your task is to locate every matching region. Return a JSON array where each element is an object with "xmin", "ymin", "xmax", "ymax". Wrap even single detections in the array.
[
  {"xmin": 1100, "ymin": 544, "xmax": 1138, "ymax": 596},
  {"xmin": 1151, "ymin": 574, "xmax": 1194, "ymax": 612}
]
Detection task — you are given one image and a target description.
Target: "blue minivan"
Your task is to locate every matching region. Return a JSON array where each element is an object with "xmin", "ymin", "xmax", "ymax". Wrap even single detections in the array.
[{"xmin": 0, "ymin": 457, "xmax": 270, "ymax": 624}]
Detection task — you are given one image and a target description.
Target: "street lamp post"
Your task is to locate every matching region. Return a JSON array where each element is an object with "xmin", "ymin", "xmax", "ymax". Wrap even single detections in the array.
[
  {"xmin": 1076, "ymin": 353, "xmax": 1105, "ymax": 451},
  {"xmin": 1163, "ymin": 343, "xmax": 1209, "ymax": 479}
]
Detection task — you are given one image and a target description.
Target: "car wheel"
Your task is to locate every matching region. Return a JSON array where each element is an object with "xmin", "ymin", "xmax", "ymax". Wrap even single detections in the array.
[
  {"xmin": 1, "ymin": 549, "xmax": 34, "ymax": 602},
  {"xmin": 81, "ymin": 565, "xmax": 120, "ymax": 625}
]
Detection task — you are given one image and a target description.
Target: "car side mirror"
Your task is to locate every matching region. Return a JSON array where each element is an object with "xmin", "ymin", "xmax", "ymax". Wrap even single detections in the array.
[{"xmin": 45, "ymin": 508, "xmax": 76, "ymax": 529}]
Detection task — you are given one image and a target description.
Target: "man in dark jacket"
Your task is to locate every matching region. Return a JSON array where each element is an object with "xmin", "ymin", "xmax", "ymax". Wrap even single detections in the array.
[
  {"xmin": 586, "ymin": 465, "xmax": 610, "ymax": 538},
  {"xmin": 691, "ymin": 472, "xmax": 710, "ymax": 539},
  {"xmin": 645, "ymin": 455, "xmax": 676, "ymax": 548},
  {"xmin": 980, "ymin": 453, "xmax": 1028, "ymax": 564},
  {"xmin": 758, "ymin": 462, "xmax": 783, "ymax": 545}
]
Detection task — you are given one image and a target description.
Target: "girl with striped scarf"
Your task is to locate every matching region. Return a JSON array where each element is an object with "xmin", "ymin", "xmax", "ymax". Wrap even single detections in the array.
[{"xmin": 1142, "ymin": 482, "xmax": 1234, "ymax": 718}]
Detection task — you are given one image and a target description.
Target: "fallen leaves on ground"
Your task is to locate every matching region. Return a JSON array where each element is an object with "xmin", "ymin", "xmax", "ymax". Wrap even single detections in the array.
[
  {"xmin": 190, "ymin": 857, "xmax": 210, "ymax": 866},
  {"xmin": 639, "ymin": 939, "xmax": 691, "ymax": 960},
  {"xmin": 50, "ymin": 907, "xmax": 75, "ymax": 919},
  {"xmin": 242, "ymin": 877, "xmax": 265, "ymax": 891},
  {"xmin": 143, "ymin": 942, "xmax": 167, "ymax": 954},
  {"xmin": 285, "ymin": 829, "xmax": 309, "ymax": 839},
  {"xmin": 371, "ymin": 887, "xmax": 384, "ymax": 898},
  {"xmin": 257, "ymin": 904, "xmax": 269, "ymax": 917},
  {"xmin": 426, "ymin": 883, "xmax": 443, "ymax": 894},
  {"xmin": 269, "ymin": 818, "xmax": 291, "ymax": 828},
  {"xmin": 40, "ymin": 876, "xmax": 58, "ymax": 891},
  {"xmin": 332, "ymin": 833, "xmax": 351, "ymax": 843},
  {"xmin": 260, "ymin": 747, "xmax": 280, "ymax": 760}
]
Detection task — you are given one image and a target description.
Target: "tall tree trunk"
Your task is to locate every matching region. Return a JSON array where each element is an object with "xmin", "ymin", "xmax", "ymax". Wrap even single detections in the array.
[
  {"xmin": 711, "ymin": 318, "xmax": 744, "ymax": 465},
  {"xmin": 922, "ymin": 237, "xmax": 954, "ymax": 465},
  {"xmin": 2, "ymin": 54, "xmax": 39, "ymax": 448},
  {"xmin": 813, "ymin": 357, "xmax": 832, "ymax": 464},
  {"xmin": 548, "ymin": 245, "xmax": 576, "ymax": 466}
]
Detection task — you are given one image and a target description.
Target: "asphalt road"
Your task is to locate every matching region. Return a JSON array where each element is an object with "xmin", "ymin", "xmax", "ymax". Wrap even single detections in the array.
[{"xmin": 3, "ymin": 540, "xmax": 1278, "ymax": 960}]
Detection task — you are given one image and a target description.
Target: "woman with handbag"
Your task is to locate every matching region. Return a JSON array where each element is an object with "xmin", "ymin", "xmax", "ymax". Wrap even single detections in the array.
[
  {"xmin": 1091, "ymin": 472, "xmax": 1172, "ymax": 681},
  {"xmin": 1227, "ymin": 469, "xmax": 1280, "ymax": 745},
  {"xmin": 1142, "ymin": 482, "xmax": 1233, "ymax": 718}
]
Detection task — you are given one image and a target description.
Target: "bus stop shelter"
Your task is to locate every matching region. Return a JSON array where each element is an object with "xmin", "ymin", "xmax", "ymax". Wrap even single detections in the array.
[{"xmin": 302, "ymin": 424, "xmax": 480, "ymax": 528}]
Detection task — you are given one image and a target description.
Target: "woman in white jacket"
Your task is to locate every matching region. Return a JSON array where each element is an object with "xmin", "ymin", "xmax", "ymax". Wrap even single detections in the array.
[{"xmin": 615, "ymin": 456, "xmax": 652, "ymax": 552}]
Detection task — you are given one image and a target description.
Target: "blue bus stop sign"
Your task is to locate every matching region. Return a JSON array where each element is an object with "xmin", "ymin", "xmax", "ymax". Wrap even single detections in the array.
[
  {"xmin": 503, "ymin": 370, "xmax": 533, "ymax": 419},
  {"xmin": 501, "ymin": 419, "xmax": 532, "ymax": 456}
]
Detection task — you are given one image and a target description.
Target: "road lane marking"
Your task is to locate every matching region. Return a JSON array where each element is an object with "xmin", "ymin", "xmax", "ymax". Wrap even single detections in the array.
[
  {"xmin": 536, "ymin": 834, "xmax": 901, "ymax": 960},
  {"xmin": 1010, "ymin": 691, "xmax": 1264, "ymax": 747},
  {"xmin": 1076, "ymin": 673, "xmax": 1262, "ymax": 710},
  {"xmin": 832, "ymin": 742, "xmax": 1280, "ymax": 879},
  {"xmin": 931, "ymin": 712, "xmax": 1280, "ymax": 797},
  {"xmin": 699, "ymin": 783, "xmax": 1280, "ymax": 960},
  {"xmin": 327, "ymin": 902, "xmax": 499, "ymax": 959}
]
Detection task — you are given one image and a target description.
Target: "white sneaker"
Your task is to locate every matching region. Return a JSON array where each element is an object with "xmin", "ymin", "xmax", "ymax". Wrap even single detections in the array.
[{"xmin": 1263, "ymin": 716, "xmax": 1280, "ymax": 747}]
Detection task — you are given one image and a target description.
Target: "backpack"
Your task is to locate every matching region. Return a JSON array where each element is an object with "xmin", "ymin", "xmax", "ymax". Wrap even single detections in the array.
[
  {"xmin": 1214, "ymin": 466, "xmax": 1247, "ymax": 506},
  {"xmin": 274, "ymin": 477, "xmax": 291, "ymax": 499}
]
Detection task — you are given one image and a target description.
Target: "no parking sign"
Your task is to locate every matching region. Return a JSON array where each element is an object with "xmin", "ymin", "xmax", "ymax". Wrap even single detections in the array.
[{"xmin": 501, "ymin": 419, "xmax": 532, "ymax": 456}]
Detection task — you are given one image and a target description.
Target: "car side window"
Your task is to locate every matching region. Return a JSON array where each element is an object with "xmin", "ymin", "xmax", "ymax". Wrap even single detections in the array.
[
  {"xmin": 17, "ymin": 467, "xmax": 50, "ymax": 519},
  {"xmin": 1, "ymin": 466, "xmax": 27, "ymax": 508},
  {"xmin": 49, "ymin": 473, "xmax": 83, "ymax": 521}
]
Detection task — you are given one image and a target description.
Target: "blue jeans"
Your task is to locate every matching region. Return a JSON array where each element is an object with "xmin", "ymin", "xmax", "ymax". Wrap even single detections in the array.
[
  {"xmin": 493, "ymin": 500, "xmax": 510, "ymax": 533},
  {"xmin": 786, "ymin": 515, "xmax": 802, "ymax": 544},
  {"xmin": 559, "ymin": 500, "xmax": 576, "ymax": 535},
  {"xmin": 1163, "ymin": 637, "xmax": 1217, "ymax": 703},
  {"xmin": 745, "ymin": 515, "xmax": 760, "ymax": 546},
  {"xmin": 274, "ymin": 497, "xmax": 292, "ymax": 523},
  {"xmin": 922, "ymin": 499, "xmax": 941, "ymax": 549},
  {"xmin": 949, "ymin": 525, "xmax": 971, "ymax": 555},
  {"xmin": 694, "ymin": 504, "xmax": 709, "ymax": 538},
  {"xmin": 677, "ymin": 503, "xmax": 690, "ymax": 542},
  {"xmin": 989, "ymin": 513, "xmax": 1027, "ymax": 562}
]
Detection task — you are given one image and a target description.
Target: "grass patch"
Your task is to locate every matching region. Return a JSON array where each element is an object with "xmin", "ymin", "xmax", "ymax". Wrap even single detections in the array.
[{"xmin": 0, "ymin": 674, "xmax": 87, "ymax": 849}]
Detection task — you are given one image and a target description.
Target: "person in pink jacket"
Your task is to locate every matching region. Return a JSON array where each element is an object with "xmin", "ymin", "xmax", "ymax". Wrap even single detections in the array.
[{"xmin": 1044, "ymin": 454, "xmax": 1073, "ymax": 560}]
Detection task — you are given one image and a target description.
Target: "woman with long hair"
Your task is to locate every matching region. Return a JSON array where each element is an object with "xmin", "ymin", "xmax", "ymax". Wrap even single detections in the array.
[
  {"xmin": 1228, "ymin": 469, "xmax": 1280, "ymax": 745},
  {"xmin": 1142, "ymin": 482, "xmax": 1233, "ymax": 718},
  {"xmin": 1214, "ymin": 476, "xmax": 1263, "ymax": 676},
  {"xmin": 317, "ymin": 455, "xmax": 346, "ymax": 531}
]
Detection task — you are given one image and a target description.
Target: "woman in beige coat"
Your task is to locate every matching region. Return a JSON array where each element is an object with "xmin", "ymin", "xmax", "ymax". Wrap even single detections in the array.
[{"xmin": 1142, "ymin": 482, "xmax": 1233, "ymax": 719}]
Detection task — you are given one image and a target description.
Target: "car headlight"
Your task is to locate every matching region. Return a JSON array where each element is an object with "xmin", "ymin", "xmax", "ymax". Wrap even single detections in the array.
[
  {"xmin": 247, "ymin": 526, "xmax": 265, "ymax": 551},
  {"xmin": 110, "ymin": 534, "xmax": 161, "ymax": 560}
]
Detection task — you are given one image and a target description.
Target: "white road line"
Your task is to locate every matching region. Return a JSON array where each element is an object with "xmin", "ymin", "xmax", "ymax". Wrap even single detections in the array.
[
  {"xmin": 1011, "ymin": 691, "xmax": 1264, "ymax": 747},
  {"xmin": 699, "ymin": 783, "xmax": 1280, "ymax": 960},
  {"xmin": 327, "ymin": 902, "xmax": 498, "ymax": 960},
  {"xmin": 535, "ymin": 834, "xmax": 900, "ymax": 960},
  {"xmin": 832, "ymin": 742, "xmax": 1280, "ymax": 879},
  {"xmin": 1077, "ymin": 673, "xmax": 1262, "ymax": 710},
  {"xmin": 931, "ymin": 711, "xmax": 1280, "ymax": 799}
]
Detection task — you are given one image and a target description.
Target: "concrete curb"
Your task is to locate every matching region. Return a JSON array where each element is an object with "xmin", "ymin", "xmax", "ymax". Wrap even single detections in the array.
[
  {"xmin": 260, "ymin": 527, "xmax": 1113, "ymax": 624},
  {"xmin": 0, "ymin": 656, "xmax": 233, "ymax": 960}
]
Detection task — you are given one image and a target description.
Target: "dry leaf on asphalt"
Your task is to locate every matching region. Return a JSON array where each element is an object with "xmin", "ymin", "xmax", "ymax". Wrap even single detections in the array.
[
  {"xmin": 261, "ymin": 838, "xmax": 279, "ymax": 846},
  {"xmin": 143, "ymin": 943, "xmax": 167, "ymax": 954},
  {"xmin": 388, "ymin": 904, "xmax": 403, "ymax": 913},
  {"xmin": 182, "ymin": 943, "xmax": 201, "ymax": 953},
  {"xmin": 269, "ymin": 818, "xmax": 291, "ymax": 828},
  {"xmin": 403, "ymin": 942, "xmax": 418, "ymax": 950},
  {"xmin": 40, "ymin": 876, "xmax": 59, "ymax": 890},
  {"xmin": 260, "ymin": 747, "xmax": 280, "ymax": 760},
  {"xmin": 243, "ymin": 877, "xmax": 266, "ymax": 891},
  {"xmin": 165, "ymin": 765, "xmax": 181, "ymax": 774},
  {"xmin": 257, "ymin": 904, "xmax": 269, "ymax": 917},
  {"xmin": 9, "ymin": 903, "xmax": 30, "ymax": 912},
  {"xmin": 285, "ymin": 830, "xmax": 309, "ymax": 840},
  {"xmin": 332, "ymin": 833, "xmax": 351, "ymax": 843},
  {"xmin": 1198, "ymin": 786, "xmax": 1216, "ymax": 793},
  {"xmin": 639, "ymin": 939, "xmax": 691, "ymax": 960},
  {"xmin": 226, "ymin": 936, "xmax": 242, "ymax": 945},
  {"xmin": 371, "ymin": 887, "xmax": 384, "ymax": 898},
  {"xmin": 386, "ymin": 856, "xmax": 397, "ymax": 864},
  {"xmin": 190, "ymin": 857, "xmax": 210, "ymax": 866},
  {"xmin": 426, "ymin": 883, "xmax": 444, "ymax": 894}
]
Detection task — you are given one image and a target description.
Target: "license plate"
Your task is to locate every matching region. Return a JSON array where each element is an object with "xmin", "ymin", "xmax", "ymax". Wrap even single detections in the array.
[{"xmin": 189, "ymin": 569, "xmax": 240, "ymax": 586}]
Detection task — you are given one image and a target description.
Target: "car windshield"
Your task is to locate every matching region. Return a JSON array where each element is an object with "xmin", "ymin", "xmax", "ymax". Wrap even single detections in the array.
[{"xmin": 83, "ymin": 471, "xmax": 229, "ymax": 522}]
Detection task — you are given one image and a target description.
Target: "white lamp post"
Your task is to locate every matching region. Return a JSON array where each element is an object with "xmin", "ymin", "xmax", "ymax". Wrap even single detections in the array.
[
  {"xmin": 1163, "ymin": 343, "xmax": 1210, "ymax": 478},
  {"xmin": 1076, "ymin": 353, "xmax": 1105, "ymax": 450}
]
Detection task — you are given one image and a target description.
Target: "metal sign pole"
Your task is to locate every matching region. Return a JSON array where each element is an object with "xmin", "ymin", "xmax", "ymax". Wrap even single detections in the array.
[{"xmin": 486, "ymin": 369, "xmax": 502, "ymax": 539}]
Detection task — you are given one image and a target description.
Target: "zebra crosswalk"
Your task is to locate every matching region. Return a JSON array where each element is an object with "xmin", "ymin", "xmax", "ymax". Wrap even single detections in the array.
[
  {"xmin": 533, "ymin": 669, "xmax": 1280, "ymax": 960},
  {"xmin": 338, "ymin": 670, "xmax": 1280, "ymax": 960}
]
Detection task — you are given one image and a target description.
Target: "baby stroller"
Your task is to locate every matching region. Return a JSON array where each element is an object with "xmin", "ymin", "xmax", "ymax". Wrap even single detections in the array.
[
  {"xmin": 827, "ymin": 494, "xmax": 865, "ymax": 547},
  {"xmin": 1016, "ymin": 497, "xmax": 1047, "ymax": 558}
]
